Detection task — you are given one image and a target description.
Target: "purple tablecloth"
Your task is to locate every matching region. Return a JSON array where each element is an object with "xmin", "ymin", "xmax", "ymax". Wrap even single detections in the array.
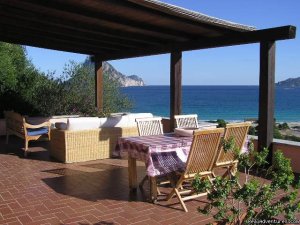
[{"xmin": 116, "ymin": 134, "xmax": 193, "ymax": 177}]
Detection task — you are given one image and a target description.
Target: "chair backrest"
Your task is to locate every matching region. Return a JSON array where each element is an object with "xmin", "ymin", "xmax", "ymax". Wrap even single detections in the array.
[
  {"xmin": 184, "ymin": 128, "xmax": 224, "ymax": 175},
  {"xmin": 135, "ymin": 117, "xmax": 163, "ymax": 136},
  {"xmin": 216, "ymin": 122, "xmax": 251, "ymax": 165},
  {"xmin": 4, "ymin": 111, "xmax": 25, "ymax": 135},
  {"xmin": 174, "ymin": 114, "xmax": 198, "ymax": 128}
]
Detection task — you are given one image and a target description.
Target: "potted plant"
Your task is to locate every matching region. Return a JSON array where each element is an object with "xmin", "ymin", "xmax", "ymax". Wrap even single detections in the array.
[{"xmin": 192, "ymin": 139, "xmax": 300, "ymax": 225}]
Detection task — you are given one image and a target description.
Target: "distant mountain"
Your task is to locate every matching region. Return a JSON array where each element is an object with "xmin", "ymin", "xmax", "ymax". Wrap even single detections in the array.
[
  {"xmin": 83, "ymin": 59, "xmax": 145, "ymax": 87},
  {"xmin": 102, "ymin": 62, "xmax": 145, "ymax": 87},
  {"xmin": 276, "ymin": 77, "xmax": 300, "ymax": 88}
]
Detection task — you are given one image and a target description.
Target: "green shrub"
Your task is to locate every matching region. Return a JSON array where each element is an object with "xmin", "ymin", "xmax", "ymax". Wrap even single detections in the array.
[
  {"xmin": 0, "ymin": 43, "xmax": 132, "ymax": 117},
  {"xmin": 248, "ymin": 126, "xmax": 257, "ymax": 135},
  {"xmin": 193, "ymin": 141, "xmax": 300, "ymax": 224},
  {"xmin": 278, "ymin": 122, "xmax": 289, "ymax": 130},
  {"xmin": 216, "ymin": 119, "xmax": 227, "ymax": 128}
]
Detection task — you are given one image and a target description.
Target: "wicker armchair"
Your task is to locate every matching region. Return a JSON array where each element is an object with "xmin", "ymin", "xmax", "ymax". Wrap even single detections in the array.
[
  {"xmin": 166, "ymin": 128, "xmax": 224, "ymax": 212},
  {"xmin": 4, "ymin": 111, "xmax": 51, "ymax": 156},
  {"xmin": 174, "ymin": 114, "xmax": 198, "ymax": 128},
  {"xmin": 213, "ymin": 122, "xmax": 251, "ymax": 178}
]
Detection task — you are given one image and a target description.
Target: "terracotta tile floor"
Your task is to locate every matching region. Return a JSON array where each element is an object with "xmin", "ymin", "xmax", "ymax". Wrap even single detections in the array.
[
  {"xmin": 0, "ymin": 136, "xmax": 213, "ymax": 225},
  {"xmin": 1, "ymin": 137, "xmax": 299, "ymax": 225}
]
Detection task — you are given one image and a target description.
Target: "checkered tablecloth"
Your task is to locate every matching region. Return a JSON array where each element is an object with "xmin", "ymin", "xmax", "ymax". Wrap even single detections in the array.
[{"xmin": 116, "ymin": 134, "xmax": 193, "ymax": 177}]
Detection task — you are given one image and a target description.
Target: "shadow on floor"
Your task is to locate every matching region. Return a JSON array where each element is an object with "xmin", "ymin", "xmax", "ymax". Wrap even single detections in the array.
[
  {"xmin": 0, "ymin": 135, "xmax": 59, "ymax": 162},
  {"xmin": 41, "ymin": 163, "xmax": 149, "ymax": 203}
]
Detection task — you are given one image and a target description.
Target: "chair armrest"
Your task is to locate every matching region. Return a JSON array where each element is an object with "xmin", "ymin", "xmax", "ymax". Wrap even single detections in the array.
[{"xmin": 24, "ymin": 121, "xmax": 51, "ymax": 129}]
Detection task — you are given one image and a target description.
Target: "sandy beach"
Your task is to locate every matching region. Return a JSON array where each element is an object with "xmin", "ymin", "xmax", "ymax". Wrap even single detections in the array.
[{"xmin": 282, "ymin": 122, "xmax": 300, "ymax": 137}]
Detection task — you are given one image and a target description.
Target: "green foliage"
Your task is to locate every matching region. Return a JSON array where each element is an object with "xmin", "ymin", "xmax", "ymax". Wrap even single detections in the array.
[
  {"xmin": 193, "ymin": 139, "xmax": 300, "ymax": 224},
  {"xmin": 282, "ymin": 135, "xmax": 300, "ymax": 142},
  {"xmin": 269, "ymin": 151, "xmax": 294, "ymax": 191},
  {"xmin": 273, "ymin": 125, "xmax": 283, "ymax": 139},
  {"xmin": 0, "ymin": 43, "xmax": 132, "ymax": 117},
  {"xmin": 248, "ymin": 126, "xmax": 257, "ymax": 135},
  {"xmin": 278, "ymin": 122, "xmax": 289, "ymax": 130},
  {"xmin": 216, "ymin": 119, "xmax": 227, "ymax": 128},
  {"xmin": 0, "ymin": 42, "xmax": 27, "ymax": 93},
  {"xmin": 221, "ymin": 135, "xmax": 236, "ymax": 153}
]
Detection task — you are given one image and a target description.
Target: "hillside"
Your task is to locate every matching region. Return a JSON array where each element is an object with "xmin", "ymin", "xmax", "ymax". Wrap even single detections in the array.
[
  {"xmin": 276, "ymin": 77, "xmax": 300, "ymax": 88},
  {"xmin": 102, "ymin": 62, "xmax": 145, "ymax": 87}
]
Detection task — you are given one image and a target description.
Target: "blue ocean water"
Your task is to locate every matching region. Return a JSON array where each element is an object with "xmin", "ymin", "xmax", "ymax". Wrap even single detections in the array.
[{"xmin": 121, "ymin": 86, "xmax": 300, "ymax": 122}]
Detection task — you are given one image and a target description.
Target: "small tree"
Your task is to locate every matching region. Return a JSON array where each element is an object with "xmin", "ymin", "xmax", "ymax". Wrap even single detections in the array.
[
  {"xmin": 193, "ymin": 139, "xmax": 300, "ymax": 225},
  {"xmin": 217, "ymin": 119, "xmax": 227, "ymax": 128},
  {"xmin": 0, "ymin": 43, "xmax": 133, "ymax": 117}
]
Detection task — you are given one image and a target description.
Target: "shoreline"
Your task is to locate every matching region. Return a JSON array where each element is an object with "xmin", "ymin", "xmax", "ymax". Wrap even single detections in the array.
[{"xmin": 200, "ymin": 120, "xmax": 300, "ymax": 138}]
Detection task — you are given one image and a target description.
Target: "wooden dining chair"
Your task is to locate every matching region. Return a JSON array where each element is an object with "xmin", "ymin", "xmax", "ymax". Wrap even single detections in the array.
[
  {"xmin": 135, "ymin": 117, "xmax": 164, "ymax": 196},
  {"xmin": 174, "ymin": 114, "xmax": 198, "ymax": 128},
  {"xmin": 213, "ymin": 122, "xmax": 251, "ymax": 178},
  {"xmin": 166, "ymin": 128, "xmax": 224, "ymax": 212},
  {"xmin": 136, "ymin": 117, "xmax": 163, "ymax": 136}
]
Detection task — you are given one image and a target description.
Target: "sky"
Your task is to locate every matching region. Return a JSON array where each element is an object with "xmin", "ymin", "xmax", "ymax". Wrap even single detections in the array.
[{"xmin": 25, "ymin": 0, "xmax": 300, "ymax": 85}]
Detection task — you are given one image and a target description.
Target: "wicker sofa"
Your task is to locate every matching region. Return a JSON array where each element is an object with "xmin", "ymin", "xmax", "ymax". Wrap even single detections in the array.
[{"xmin": 50, "ymin": 113, "xmax": 152, "ymax": 163}]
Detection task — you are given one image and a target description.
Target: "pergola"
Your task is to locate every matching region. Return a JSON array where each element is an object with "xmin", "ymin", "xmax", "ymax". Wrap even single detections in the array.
[{"xmin": 0, "ymin": 0, "xmax": 296, "ymax": 158}]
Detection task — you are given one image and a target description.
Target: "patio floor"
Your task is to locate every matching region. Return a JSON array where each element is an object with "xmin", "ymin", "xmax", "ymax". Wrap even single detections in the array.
[
  {"xmin": 0, "ymin": 136, "xmax": 215, "ymax": 225},
  {"xmin": 0, "ymin": 136, "xmax": 299, "ymax": 225}
]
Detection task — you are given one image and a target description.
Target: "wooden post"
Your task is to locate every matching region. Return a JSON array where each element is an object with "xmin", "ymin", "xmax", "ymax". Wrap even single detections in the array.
[
  {"xmin": 94, "ymin": 56, "xmax": 103, "ymax": 111},
  {"xmin": 258, "ymin": 41, "xmax": 276, "ymax": 162},
  {"xmin": 170, "ymin": 51, "xmax": 182, "ymax": 131}
]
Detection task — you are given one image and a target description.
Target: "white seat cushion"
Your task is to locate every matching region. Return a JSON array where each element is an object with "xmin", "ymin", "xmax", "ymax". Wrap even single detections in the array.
[
  {"xmin": 100, "ymin": 116, "xmax": 129, "ymax": 128},
  {"xmin": 67, "ymin": 117, "xmax": 101, "ymax": 130}
]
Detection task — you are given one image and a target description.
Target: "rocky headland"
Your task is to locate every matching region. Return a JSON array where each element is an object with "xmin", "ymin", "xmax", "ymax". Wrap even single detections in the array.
[
  {"xmin": 276, "ymin": 77, "xmax": 300, "ymax": 88},
  {"xmin": 103, "ymin": 62, "xmax": 145, "ymax": 87}
]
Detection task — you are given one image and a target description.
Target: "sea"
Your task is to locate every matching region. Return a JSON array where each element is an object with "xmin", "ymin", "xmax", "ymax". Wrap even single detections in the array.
[{"xmin": 121, "ymin": 85, "xmax": 300, "ymax": 122}]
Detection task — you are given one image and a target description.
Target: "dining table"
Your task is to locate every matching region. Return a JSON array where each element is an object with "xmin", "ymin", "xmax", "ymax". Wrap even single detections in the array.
[{"xmin": 115, "ymin": 133, "xmax": 193, "ymax": 201}]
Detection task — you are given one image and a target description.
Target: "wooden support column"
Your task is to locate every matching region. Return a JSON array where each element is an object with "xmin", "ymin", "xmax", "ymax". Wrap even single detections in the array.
[
  {"xmin": 170, "ymin": 51, "xmax": 182, "ymax": 131},
  {"xmin": 258, "ymin": 41, "xmax": 276, "ymax": 162},
  {"xmin": 94, "ymin": 56, "xmax": 103, "ymax": 112}
]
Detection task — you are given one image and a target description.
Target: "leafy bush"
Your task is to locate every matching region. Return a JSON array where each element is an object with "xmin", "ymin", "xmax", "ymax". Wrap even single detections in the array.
[
  {"xmin": 248, "ymin": 126, "xmax": 257, "ymax": 135},
  {"xmin": 273, "ymin": 125, "xmax": 283, "ymax": 139},
  {"xmin": 216, "ymin": 119, "xmax": 227, "ymax": 128},
  {"xmin": 0, "ymin": 43, "xmax": 132, "ymax": 117},
  {"xmin": 278, "ymin": 122, "xmax": 289, "ymax": 130},
  {"xmin": 193, "ymin": 140, "xmax": 300, "ymax": 224}
]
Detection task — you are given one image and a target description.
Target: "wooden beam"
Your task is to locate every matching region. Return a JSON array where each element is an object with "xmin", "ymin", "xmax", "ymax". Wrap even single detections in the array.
[
  {"xmin": 170, "ymin": 51, "xmax": 182, "ymax": 131},
  {"xmin": 30, "ymin": 0, "xmax": 212, "ymax": 40},
  {"xmin": 0, "ymin": 0, "xmax": 189, "ymax": 42},
  {"xmin": 0, "ymin": 7, "xmax": 165, "ymax": 48},
  {"xmin": 103, "ymin": 26, "xmax": 296, "ymax": 60},
  {"xmin": 0, "ymin": 15, "xmax": 150, "ymax": 50},
  {"xmin": 95, "ymin": 57, "xmax": 103, "ymax": 111},
  {"xmin": 0, "ymin": 32, "xmax": 97, "ymax": 55},
  {"xmin": 258, "ymin": 41, "xmax": 276, "ymax": 162},
  {"xmin": 0, "ymin": 0, "xmax": 169, "ymax": 45}
]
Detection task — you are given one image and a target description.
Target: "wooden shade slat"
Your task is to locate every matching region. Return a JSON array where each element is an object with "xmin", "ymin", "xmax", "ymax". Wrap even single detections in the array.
[
  {"xmin": 48, "ymin": 0, "xmax": 229, "ymax": 37},
  {"xmin": 0, "ymin": 0, "xmax": 190, "ymax": 42},
  {"xmin": 0, "ymin": 12, "xmax": 158, "ymax": 50},
  {"xmin": 0, "ymin": 1, "xmax": 295, "ymax": 58}
]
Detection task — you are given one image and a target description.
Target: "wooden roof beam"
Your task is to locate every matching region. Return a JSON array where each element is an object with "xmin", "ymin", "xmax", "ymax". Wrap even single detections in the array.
[
  {"xmin": 0, "ymin": 0, "xmax": 191, "ymax": 42},
  {"xmin": 0, "ymin": 30, "xmax": 110, "ymax": 55},
  {"xmin": 0, "ymin": 20, "xmax": 142, "ymax": 51},
  {"xmin": 0, "ymin": 2, "xmax": 169, "ymax": 46},
  {"xmin": 102, "ymin": 26, "xmax": 296, "ymax": 61},
  {"xmin": 0, "ymin": 13, "xmax": 157, "ymax": 50}
]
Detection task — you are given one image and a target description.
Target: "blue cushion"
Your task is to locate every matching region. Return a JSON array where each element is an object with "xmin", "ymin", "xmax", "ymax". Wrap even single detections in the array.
[{"xmin": 26, "ymin": 127, "xmax": 49, "ymax": 136}]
